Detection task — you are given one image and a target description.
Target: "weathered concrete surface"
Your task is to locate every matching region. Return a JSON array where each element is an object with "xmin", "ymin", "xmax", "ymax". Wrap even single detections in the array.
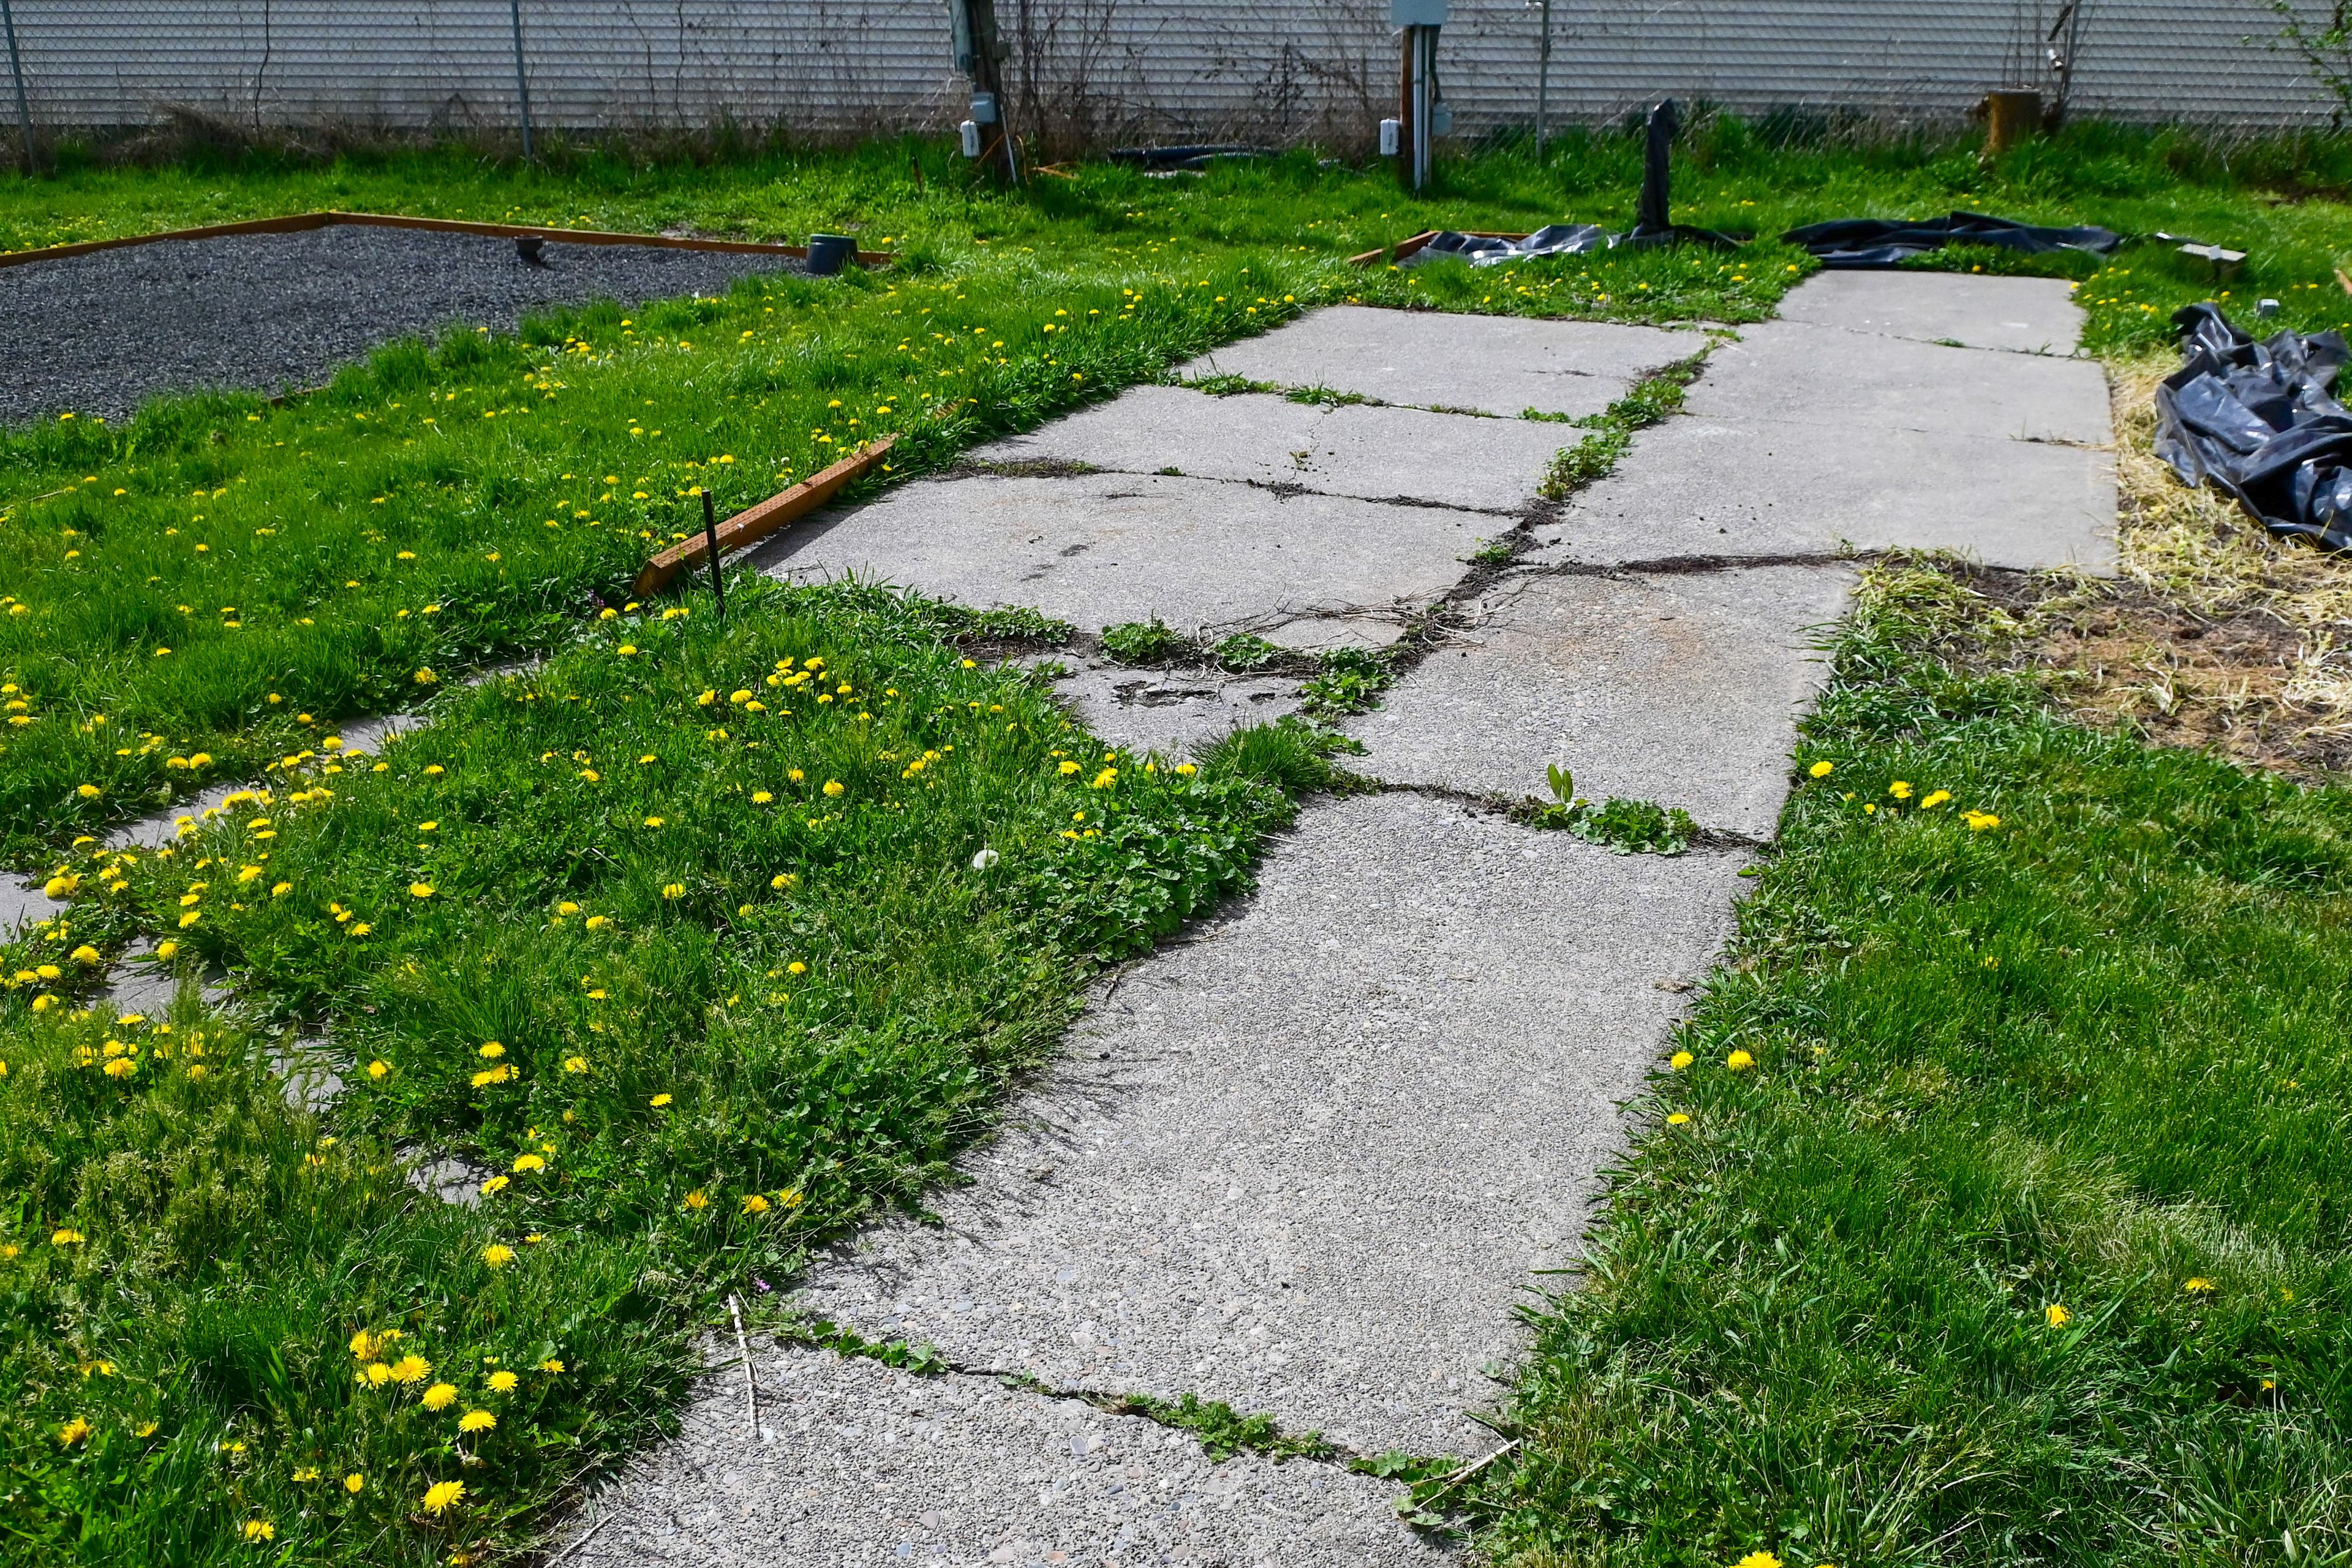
[
  {"xmin": 977, "ymin": 385, "xmax": 1569, "ymax": 513},
  {"xmin": 1774, "ymin": 271, "xmax": 2085, "ymax": 355},
  {"xmin": 565, "ymin": 1347, "xmax": 1443, "ymax": 1567},
  {"xmin": 1534, "ymin": 417, "xmax": 2118, "ymax": 573},
  {"xmin": 1180, "ymin": 305, "xmax": 1711, "ymax": 419},
  {"xmin": 791, "ymin": 793, "xmax": 1747, "ymax": 1458},
  {"xmin": 1691, "ymin": 320, "xmax": 2113, "ymax": 446},
  {"xmin": 1352, "ymin": 565, "xmax": 1854, "ymax": 840},
  {"xmin": 755, "ymin": 473, "xmax": 1492, "ymax": 635},
  {"xmin": 1039, "ymin": 658, "xmax": 1305, "ymax": 760}
]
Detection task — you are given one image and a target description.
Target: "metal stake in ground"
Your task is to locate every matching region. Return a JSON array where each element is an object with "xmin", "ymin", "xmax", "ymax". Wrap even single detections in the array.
[
  {"xmin": 701, "ymin": 489, "xmax": 725, "ymax": 619},
  {"xmin": 508, "ymin": 0, "xmax": 535, "ymax": 161},
  {"xmin": 2, "ymin": 0, "xmax": 34, "ymax": 176}
]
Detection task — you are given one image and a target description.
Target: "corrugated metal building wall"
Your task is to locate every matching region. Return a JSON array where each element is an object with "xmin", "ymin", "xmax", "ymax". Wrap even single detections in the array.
[{"xmin": 0, "ymin": 2, "xmax": 2336, "ymax": 143}]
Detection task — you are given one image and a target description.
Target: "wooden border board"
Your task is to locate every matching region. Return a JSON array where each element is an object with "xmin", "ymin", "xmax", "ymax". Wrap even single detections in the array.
[
  {"xmin": 0, "ymin": 210, "xmax": 892, "ymax": 271},
  {"xmin": 633, "ymin": 436, "xmax": 898, "ymax": 598},
  {"xmin": 1345, "ymin": 228, "xmax": 1531, "ymax": 268}
]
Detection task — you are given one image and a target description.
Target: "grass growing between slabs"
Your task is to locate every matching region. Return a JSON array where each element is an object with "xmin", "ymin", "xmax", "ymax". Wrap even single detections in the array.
[
  {"xmin": 1, "ymin": 575, "xmax": 1320, "ymax": 1565},
  {"xmin": 1483, "ymin": 565, "xmax": 2352, "ymax": 1567}
]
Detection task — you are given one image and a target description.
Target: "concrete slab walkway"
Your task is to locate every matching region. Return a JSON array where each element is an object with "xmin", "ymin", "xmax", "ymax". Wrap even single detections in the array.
[{"xmin": 561, "ymin": 274, "xmax": 2116, "ymax": 1564}]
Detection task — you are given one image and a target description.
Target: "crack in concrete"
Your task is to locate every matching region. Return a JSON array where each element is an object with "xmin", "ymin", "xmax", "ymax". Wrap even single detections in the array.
[{"xmin": 1362, "ymin": 778, "xmax": 1771, "ymax": 852}]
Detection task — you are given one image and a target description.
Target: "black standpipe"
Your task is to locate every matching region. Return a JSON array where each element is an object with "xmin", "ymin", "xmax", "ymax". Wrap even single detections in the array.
[
  {"xmin": 1632, "ymin": 98, "xmax": 1677, "ymax": 239},
  {"xmin": 701, "ymin": 489, "xmax": 725, "ymax": 619}
]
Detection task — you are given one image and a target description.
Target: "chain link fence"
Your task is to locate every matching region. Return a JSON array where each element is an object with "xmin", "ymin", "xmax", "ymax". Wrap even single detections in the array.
[{"xmin": 0, "ymin": 1, "xmax": 2338, "ymax": 173}]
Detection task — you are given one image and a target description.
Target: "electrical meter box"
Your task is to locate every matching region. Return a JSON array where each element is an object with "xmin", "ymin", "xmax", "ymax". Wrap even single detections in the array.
[{"xmin": 1390, "ymin": 0, "xmax": 1448, "ymax": 24}]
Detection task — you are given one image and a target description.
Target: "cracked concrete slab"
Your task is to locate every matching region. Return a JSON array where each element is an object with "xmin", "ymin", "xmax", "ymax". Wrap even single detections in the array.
[
  {"xmin": 561, "ymin": 1346, "xmax": 1444, "ymax": 1567},
  {"xmin": 1039, "ymin": 657, "xmax": 1305, "ymax": 760},
  {"xmin": 975, "ymin": 385, "xmax": 1571, "ymax": 513},
  {"xmin": 790, "ymin": 792, "xmax": 1747, "ymax": 1458},
  {"xmin": 1179, "ymin": 305, "xmax": 1711, "ymax": 418},
  {"xmin": 1690, "ymin": 320, "xmax": 2112, "ymax": 446},
  {"xmin": 1350, "ymin": 565, "xmax": 1853, "ymax": 840},
  {"xmin": 1774, "ymin": 270, "xmax": 2085, "ymax": 355},
  {"xmin": 1532, "ymin": 416, "xmax": 2117, "ymax": 573},
  {"xmin": 754, "ymin": 473, "xmax": 1493, "ymax": 635}
]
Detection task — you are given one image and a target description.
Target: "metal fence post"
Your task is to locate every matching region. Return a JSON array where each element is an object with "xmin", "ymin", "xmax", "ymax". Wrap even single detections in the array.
[
  {"xmin": 2, "ymin": 0, "xmax": 34, "ymax": 176},
  {"xmin": 509, "ymin": 0, "xmax": 535, "ymax": 159}
]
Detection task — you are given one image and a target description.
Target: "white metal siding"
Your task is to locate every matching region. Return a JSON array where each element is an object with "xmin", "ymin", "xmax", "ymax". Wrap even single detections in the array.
[{"xmin": 0, "ymin": 2, "xmax": 2337, "ymax": 138}]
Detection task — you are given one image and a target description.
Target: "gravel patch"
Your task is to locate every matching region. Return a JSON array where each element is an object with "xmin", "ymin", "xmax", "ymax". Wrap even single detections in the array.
[{"xmin": 0, "ymin": 225, "xmax": 810, "ymax": 426}]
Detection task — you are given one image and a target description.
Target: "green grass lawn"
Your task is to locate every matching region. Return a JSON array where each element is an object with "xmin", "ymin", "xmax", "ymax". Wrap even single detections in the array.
[{"xmin": 7, "ymin": 121, "xmax": 2352, "ymax": 1566}]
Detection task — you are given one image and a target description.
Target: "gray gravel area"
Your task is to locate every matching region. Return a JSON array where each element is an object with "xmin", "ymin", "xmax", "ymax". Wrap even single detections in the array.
[{"xmin": 0, "ymin": 224, "xmax": 807, "ymax": 426}]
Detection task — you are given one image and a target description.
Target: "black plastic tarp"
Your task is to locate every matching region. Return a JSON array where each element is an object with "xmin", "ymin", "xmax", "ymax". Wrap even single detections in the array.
[
  {"xmin": 2155, "ymin": 302, "xmax": 2352, "ymax": 552},
  {"xmin": 1782, "ymin": 210, "xmax": 2122, "ymax": 268},
  {"xmin": 1416, "ymin": 224, "xmax": 1615, "ymax": 266}
]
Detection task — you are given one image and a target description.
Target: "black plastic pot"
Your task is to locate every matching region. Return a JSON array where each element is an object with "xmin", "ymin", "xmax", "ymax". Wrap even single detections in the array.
[{"xmin": 805, "ymin": 233, "xmax": 855, "ymax": 277}]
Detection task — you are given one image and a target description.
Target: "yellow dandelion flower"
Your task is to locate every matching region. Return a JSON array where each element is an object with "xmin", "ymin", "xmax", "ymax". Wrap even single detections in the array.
[
  {"xmin": 1668, "ymin": 1050, "xmax": 1694, "ymax": 1070},
  {"xmin": 584, "ymin": 914, "xmax": 609, "ymax": 930},
  {"xmin": 2045, "ymin": 1303, "xmax": 2070, "ymax": 1328},
  {"xmin": 742, "ymin": 1193, "xmax": 771, "ymax": 1213},
  {"xmin": 1921, "ymin": 789, "xmax": 1951, "ymax": 809},
  {"xmin": 364, "ymin": 1362, "xmax": 394, "ymax": 1386},
  {"xmin": 650, "ymin": 1093, "xmax": 673, "ymax": 1108},
  {"xmin": 76, "ymin": 783, "xmax": 101, "ymax": 799},
  {"xmin": 1734, "ymin": 1554, "xmax": 1781, "ymax": 1568},
  {"xmin": 479, "ymin": 1175, "xmax": 510, "ymax": 1196},
  {"xmin": 1666, "ymin": 1112, "xmax": 1691, "ymax": 1125},
  {"xmin": 683, "ymin": 1189, "xmax": 709, "ymax": 1210},
  {"xmin": 292, "ymin": 1467, "xmax": 321, "ymax": 1482},
  {"xmin": 1807, "ymin": 760, "xmax": 1833, "ymax": 778},
  {"xmin": 823, "ymin": 780, "xmax": 845, "ymax": 797},
  {"xmin": 751, "ymin": 790, "xmax": 774, "ymax": 804},
  {"xmin": 367, "ymin": 1059, "xmax": 390, "ymax": 1079},
  {"xmin": 243, "ymin": 1520, "xmax": 275, "ymax": 1544},
  {"xmin": 410, "ymin": 882, "xmax": 434, "ymax": 898},
  {"xmin": 478, "ymin": 1041, "xmax": 505, "ymax": 1058},
  {"xmin": 458, "ymin": 1409, "xmax": 496, "ymax": 1433},
  {"xmin": 662, "ymin": 882, "xmax": 685, "ymax": 899},
  {"xmin": 1726, "ymin": 1049, "xmax": 1755, "ymax": 1071},
  {"xmin": 344, "ymin": 1472, "xmax": 364, "ymax": 1494},
  {"xmin": 58, "ymin": 1415, "xmax": 91, "ymax": 1445},
  {"xmin": 540, "ymin": 1358, "xmax": 565, "ymax": 1373},
  {"xmin": 562, "ymin": 1055, "xmax": 588, "ymax": 1073},
  {"xmin": 2185, "ymin": 1277, "xmax": 2215, "ymax": 1294},
  {"xmin": 482, "ymin": 1244, "xmax": 515, "ymax": 1268},
  {"xmin": 1058, "ymin": 760, "xmax": 1080, "ymax": 775},
  {"xmin": 70, "ymin": 943, "xmax": 100, "ymax": 963},
  {"xmin": 1175, "ymin": 763, "xmax": 1197, "ymax": 777},
  {"xmin": 1889, "ymin": 781, "xmax": 1913, "ymax": 800},
  {"xmin": 51, "ymin": 1228, "xmax": 84, "ymax": 1245},
  {"xmin": 388, "ymin": 1354, "xmax": 430, "ymax": 1384},
  {"xmin": 422, "ymin": 1479, "xmax": 466, "ymax": 1513},
  {"xmin": 1964, "ymin": 810, "xmax": 2000, "ymax": 831},
  {"xmin": 421, "ymin": 1382, "xmax": 458, "ymax": 1411},
  {"xmin": 487, "ymin": 1370, "xmax": 519, "ymax": 1394}
]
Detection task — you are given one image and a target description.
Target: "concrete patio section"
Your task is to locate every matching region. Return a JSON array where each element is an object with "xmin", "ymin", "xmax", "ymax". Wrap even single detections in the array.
[
  {"xmin": 974, "ymin": 384, "xmax": 1572, "ymax": 513},
  {"xmin": 1690, "ymin": 320, "xmax": 2112, "ymax": 445},
  {"xmin": 754, "ymin": 472, "xmax": 1495, "ymax": 639},
  {"xmin": 1351, "ymin": 565, "xmax": 1855, "ymax": 840},
  {"xmin": 570, "ymin": 1347, "xmax": 1444, "ymax": 1568},
  {"xmin": 1179, "ymin": 304, "xmax": 1711, "ymax": 418},
  {"xmin": 1774, "ymin": 270, "xmax": 2086, "ymax": 355},
  {"xmin": 842, "ymin": 793, "xmax": 1741, "ymax": 1451},
  {"xmin": 1532, "ymin": 416, "xmax": 2117, "ymax": 573}
]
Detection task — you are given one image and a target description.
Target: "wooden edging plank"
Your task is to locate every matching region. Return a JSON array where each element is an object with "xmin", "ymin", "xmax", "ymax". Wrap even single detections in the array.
[
  {"xmin": 633, "ymin": 435, "xmax": 899, "ymax": 598},
  {"xmin": 0, "ymin": 209, "xmax": 890, "ymax": 271}
]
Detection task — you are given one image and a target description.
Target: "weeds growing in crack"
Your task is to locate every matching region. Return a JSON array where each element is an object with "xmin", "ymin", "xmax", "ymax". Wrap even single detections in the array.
[
  {"xmin": 1300, "ymin": 646, "xmax": 1395, "ymax": 716},
  {"xmin": 775, "ymin": 1316, "xmax": 950, "ymax": 1376},
  {"xmin": 1537, "ymin": 353, "xmax": 1710, "ymax": 502},
  {"xmin": 1104, "ymin": 1391, "xmax": 1333, "ymax": 1463},
  {"xmin": 1518, "ymin": 764, "xmax": 1697, "ymax": 854},
  {"xmin": 1354, "ymin": 1450, "xmax": 1493, "ymax": 1535},
  {"xmin": 1210, "ymin": 633, "xmax": 1283, "ymax": 671},
  {"xmin": 1098, "ymin": 618, "xmax": 1194, "ymax": 665},
  {"xmin": 1194, "ymin": 716, "xmax": 1366, "ymax": 796}
]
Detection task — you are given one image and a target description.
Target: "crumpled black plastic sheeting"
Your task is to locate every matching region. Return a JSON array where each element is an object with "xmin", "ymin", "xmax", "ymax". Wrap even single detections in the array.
[
  {"xmin": 2155, "ymin": 303, "xmax": 2352, "ymax": 552},
  {"xmin": 1781, "ymin": 210, "xmax": 2121, "ymax": 268},
  {"xmin": 1417, "ymin": 224, "xmax": 1615, "ymax": 266}
]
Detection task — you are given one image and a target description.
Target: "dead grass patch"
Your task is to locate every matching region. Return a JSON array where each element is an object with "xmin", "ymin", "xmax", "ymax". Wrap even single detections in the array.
[{"xmin": 1964, "ymin": 355, "xmax": 2352, "ymax": 777}]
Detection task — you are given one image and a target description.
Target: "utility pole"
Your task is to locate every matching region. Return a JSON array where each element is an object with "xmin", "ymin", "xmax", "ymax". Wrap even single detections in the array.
[
  {"xmin": 1393, "ymin": 0, "xmax": 1446, "ymax": 193},
  {"xmin": 2, "ymin": 0, "xmax": 35, "ymax": 176},
  {"xmin": 508, "ymin": 0, "xmax": 535, "ymax": 160},
  {"xmin": 949, "ymin": 0, "xmax": 1020, "ymax": 186},
  {"xmin": 1532, "ymin": 0, "xmax": 1551, "ymax": 159}
]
